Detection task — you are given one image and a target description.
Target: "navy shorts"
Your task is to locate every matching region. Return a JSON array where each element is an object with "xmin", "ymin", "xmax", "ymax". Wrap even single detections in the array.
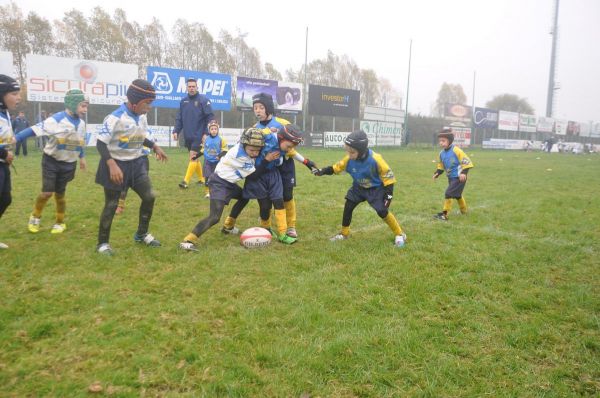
[
  {"xmin": 203, "ymin": 161, "xmax": 218, "ymax": 182},
  {"xmin": 445, "ymin": 177, "xmax": 466, "ymax": 199},
  {"xmin": 96, "ymin": 156, "xmax": 150, "ymax": 191},
  {"xmin": 243, "ymin": 168, "xmax": 283, "ymax": 200},
  {"xmin": 41, "ymin": 153, "xmax": 76, "ymax": 193},
  {"xmin": 279, "ymin": 157, "xmax": 296, "ymax": 189},
  {"xmin": 345, "ymin": 184, "xmax": 390, "ymax": 215},
  {"xmin": 0, "ymin": 162, "xmax": 10, "ymax": 193},
  {"xmin": 208, "ymin": 174, "xmax": 243, "ymax": 205}
]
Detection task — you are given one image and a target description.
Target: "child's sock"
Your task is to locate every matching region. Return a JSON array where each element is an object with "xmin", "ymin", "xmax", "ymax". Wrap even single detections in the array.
[
  {"xmin": 223, "ymin": 216, "xmax": 236, "ymax": 229},
  {"xmin": 32, "ymin": 194, "xmax": 51, "ymax": 218},
  {"xmin": 184, "ymin": 161, "xmax": 196, "ymax": 184},
  {"xmin": 55, "ymin": 193, "xmax": 66, "ymax": 223},
  {"xmin": 184, "ymin": 232, "xmax": 198, "ymax": 243},
  {"xmin": 457, "ymin": 197, "xmax": 467, "ymax": 214},
  {"xmin": 341, "ymin": 226, "xmax": 350, "ymax": 236},
  {"xmin": 274, "ymin": 209, "xmax": 287, "ymax": 235},
  {"xmin": 443, "ymin": 198, "xmax": 453, "ymax": 214},
  {"xmin": 383, "ymin": 213, "xmax": 403, "ymax": 236},
  {"xmin": 195, "ymin": 160, "xmax": 204, "ymax": 182},
  {"xmin": 283, "ymin": 199, "xmax": 296, "ymax": 228}
]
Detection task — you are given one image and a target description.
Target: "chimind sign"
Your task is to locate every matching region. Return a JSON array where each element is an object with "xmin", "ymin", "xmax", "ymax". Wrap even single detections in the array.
[{"xmin": 147, "ymin": 66, "xmax": 231, "ymax": 111}]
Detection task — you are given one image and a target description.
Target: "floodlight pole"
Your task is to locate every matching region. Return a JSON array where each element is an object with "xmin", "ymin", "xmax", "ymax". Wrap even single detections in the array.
[
  {"xmin": 303, "ymin": 26, "xmax": 308, "ymax": 131},
  {"xmin": 403, "ymin": 39, "xmax": 412, "ymax": 146},
  {"xmin": 546, "ymin": 0, "xmax": 560, "ymax": 117}
]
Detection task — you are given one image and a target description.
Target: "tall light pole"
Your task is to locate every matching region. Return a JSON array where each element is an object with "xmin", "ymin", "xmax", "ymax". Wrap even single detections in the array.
[
  {"xmin": 403, "ymin": 39, "xmax": 412, "ymax": 146},
  {"xmin": 303, "ymin": 27, "xmax": 308, "ymax": 131},
  {"xmin": 546, "ymin": 0, "xmax": 560, "ymax": 117}
]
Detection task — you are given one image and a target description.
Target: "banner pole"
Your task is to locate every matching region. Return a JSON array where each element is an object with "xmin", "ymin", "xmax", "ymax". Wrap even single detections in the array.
[{"xmin": 303, "ymin": 26, "xmax": 308, "ymax": 131}]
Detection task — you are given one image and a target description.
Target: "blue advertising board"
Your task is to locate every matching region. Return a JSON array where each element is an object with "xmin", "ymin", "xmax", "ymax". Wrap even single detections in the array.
[
  {"xmin": 473, "ymin": 107, "xmax": 499, "ymax": 128},
  {"xmin": 146, "ymin": 66, "xmax": 232, "ymax": 110}
]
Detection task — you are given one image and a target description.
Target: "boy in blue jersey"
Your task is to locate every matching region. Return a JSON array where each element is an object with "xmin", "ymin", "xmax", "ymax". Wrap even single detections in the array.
[
  {"xmin": 432, "ymin": 128, "xmax": 474, "ymax": 221},
  {"xmin": 221, "ymin": 93, "xmax": 316, "ymax": 242},
  {"xmin": 95, "ymin": 79, "xmax": 168, "ymax": 256},
  {"xmin": 0, "ymin": 75, "xmax": 21, "ymax": 249},
  {"xmin": 16, "ymin": 89, "xmax": 89, "ymax": 234},
  {"xmin": 202, "ymin": 120, "xmax": 228, "ymax": 198},
  {"xmin": 179, "ymin": 128, "xmax": 277, "ymax": 252},
  {"xmin": 314, "ymin": 130, "xmax": 407, "ymax": 248}
]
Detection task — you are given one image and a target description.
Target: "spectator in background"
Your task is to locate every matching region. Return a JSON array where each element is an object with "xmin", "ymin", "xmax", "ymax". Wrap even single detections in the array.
[{"xmin": 12, "ymin": 111, "xmax": 29, "ymax": 156}]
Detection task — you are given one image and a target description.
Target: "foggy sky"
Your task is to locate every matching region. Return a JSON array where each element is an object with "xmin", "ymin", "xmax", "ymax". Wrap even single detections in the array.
[{"xmin": 5, "ymin": 0, "xmax": 600, "ymax": 122}]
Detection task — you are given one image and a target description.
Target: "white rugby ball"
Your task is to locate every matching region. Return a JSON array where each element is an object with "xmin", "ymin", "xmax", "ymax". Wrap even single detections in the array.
[{"xmin": 240, "ymin": 227, "xmax": 272, "ymax": 248}]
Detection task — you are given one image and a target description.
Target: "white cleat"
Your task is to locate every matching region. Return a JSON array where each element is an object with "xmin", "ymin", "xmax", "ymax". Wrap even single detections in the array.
[
  {"xmin": 394, "ymin": 233, "xmax": 407, "ymax": 248},
  {"xmin": 221, "ymin": 226, "xmax": 240, "ymax": 235},
  {"xmin": 330, "ymin": 233, "xmax": 348, "ymax": 242},
  {"xmin": 179, "ymin": 241, "xmax": 199, "ymax": 252}
]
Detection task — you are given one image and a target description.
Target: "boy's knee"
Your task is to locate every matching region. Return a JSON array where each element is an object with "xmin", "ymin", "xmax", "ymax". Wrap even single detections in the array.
[
  {"xmin": 40, "ymin": 192, "xmax": 53, "ymax": 199},
  {"xmin": 376, "ymin": 209, "xmax": 389, "ymax": 219},
  {"xmin": 272, "ymin": 199, "xmax": 284, "ymax": 209}
]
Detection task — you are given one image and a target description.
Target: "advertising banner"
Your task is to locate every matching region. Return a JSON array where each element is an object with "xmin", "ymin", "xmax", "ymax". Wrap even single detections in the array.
[
  {"xmin": 537, "ymin": 116, "xmax": 555, "ymax": 133},
  {"xmin": 0, "ymin": 51, "xmax": 13, "ymax": 76},
  {"xmin": 579, "ymin": 122, "xmax": 591, "ymax": 138},
  {"xmin": 498, "ymin": 110, "xmax": 519, "ymax": 131},
  {"xmin": 359, "ymin": 120, "xmax": 403, "ymax": 146},
  {"xmin": 591, "ymin": 122, "xmax": 600, "ymax": 138},
  {"xmin": 444, "ymin": 103, "xmax": 472, "ymax": 123},
  {"xmin": 147, "ymin": 66, "xmax": 231, "ymax": 111},
  {"xmin": 473, "ymin": 107, "xmax": 498, "ymax": 128},
  {"xmin": 554, "ymin": 119, "xmax": 568, "ymax": 135},
  {"xmin": 443, "ymin": 125, "xmax": 471, "ymax": 147},
  {"xmin": 567, "ymin": 121, "xmax": 580, "ymax": 136},
  {"xmin": 519, "ymin": 114, "xmax": 537, "ymax": 133},
  {"xmin": 363, "ymin": 106, "xmax": 405, "ymax": 123},
  {"xmin": 236, "ymin": 77, "xmax": 302, "ymax": 114},
  {"xmin": 324, "ymin": 131, "xmax": 377, "ymax": 148},
  {"xmin": 308, "ymin": 84, "xmax": 360, "ymax": 118},
  {"xmin": 27, "ymin": 54, "xmax": 137, "ymax": 105}
]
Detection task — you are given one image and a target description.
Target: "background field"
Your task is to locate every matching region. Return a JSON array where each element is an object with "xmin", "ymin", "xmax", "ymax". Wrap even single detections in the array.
[{"xmin": 1, "ymin": 148, "xmax": 599, "ymax": 397}]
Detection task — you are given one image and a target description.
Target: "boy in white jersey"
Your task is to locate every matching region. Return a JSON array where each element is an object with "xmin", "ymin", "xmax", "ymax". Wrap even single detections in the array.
[
  {"xmin": 16, "ymin": 89, "xmax": 89, "ymax": 234},
  {"xmin": 0, "ymin": 75, "xmax": 21, "ymax": 249},
  {"xmin": 95, "ymin": 79, "xmax": 168, "ymax": 256}
]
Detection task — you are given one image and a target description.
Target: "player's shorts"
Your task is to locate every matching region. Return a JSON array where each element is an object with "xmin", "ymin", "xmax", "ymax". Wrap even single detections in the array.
[
  {"xmin": 203, "ymin": 161, "xmax": 218, "ymax": 182},
  {"xmin": 96, "ymin": 156, "xmax": 150, "ymax": 192},
  {"xmin": 279, "ymin": 157, "xmax": 296, "ymax": 189},
  {"xmin": 345, "ymin": 184, "xmax": 391, "ymax": 215},
  {"xmin": 0, "ymin": 162, "xmax": 11, "ymax": 193},
  {"xmin": 445, "ymin": 177, "xmax": 466, "ymax": 199},
  {"xmin": 243, "ymin": 168, "xmax": 283, "ymax": 200},
  {"xmin": 208, "ymin": 174, "xmax": 243, "ymax": 205},
  {"xmin": 41, "ymin": 153, "xmax": 76, "ymax": 193}
]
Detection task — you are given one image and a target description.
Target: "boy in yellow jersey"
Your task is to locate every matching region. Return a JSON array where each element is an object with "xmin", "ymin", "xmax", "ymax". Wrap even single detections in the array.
[
  {"xmin": 16, "ymin": 89, "xmax": 89, "ymax": 234},
  {"xmin": 432, "ymin": 128, "xmax": 474, "ymax": 221},
  {"xmin": 314, "ymin": 130, "xmax": 406, "ymax": 248}
]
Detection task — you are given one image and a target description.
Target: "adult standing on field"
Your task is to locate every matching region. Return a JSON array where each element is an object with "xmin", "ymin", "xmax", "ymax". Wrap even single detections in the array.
[{"xmin": 172, "ymin": 78, "xmax": 215, "ymax": 189}]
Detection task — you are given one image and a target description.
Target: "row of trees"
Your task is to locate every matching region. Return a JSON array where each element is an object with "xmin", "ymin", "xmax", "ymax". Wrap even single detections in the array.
[{"xmin": 0, "ymin": 2, "xmax": 403, "ymax": 110}]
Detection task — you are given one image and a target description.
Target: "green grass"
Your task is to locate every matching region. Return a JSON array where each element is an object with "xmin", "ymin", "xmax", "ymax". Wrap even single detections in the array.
[{"xmin": 1, "ymin": 147, "xmax": 599, "ymax": 397}]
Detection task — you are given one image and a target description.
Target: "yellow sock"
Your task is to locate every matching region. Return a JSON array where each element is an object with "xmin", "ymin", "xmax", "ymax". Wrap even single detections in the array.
[
  {"xmin": 443, "ymin": 199, "xmax": 453, "ymax": 213},
  {"xmin": 32, "ymin": 194, "xmax": 51, "ymax": 218},
  {"xmin": 341, "ymin": 226, "xmax": 350, "ymax": 236},
  {"xmin": 184, "ymin": 161, "xmax": 196, "ymax": 184},
  {"xmin": 274, "ymin": 209, "xmax": 287, "ymax": 235},
  {"xmin": 55, "ymin": 193, "xmax": 66, "ymax": 223},
  {"xmin": 457, "ymin": 197, "xmax": 467, "ymax": 214},
  {"xmin": 184, "ymin": 233, "xmax": 198, "ymax": 243},
  {"xmin": 383, "ymin": 213, "xmax": 403, "ymax": 236},
  {"xmin": 284, "ymin": 199, "xmax": 296, "ymax": 229},
  {"xmin": 195, "ymin": 160, "xmax": 204, "ymax": 183},
  {"xmin": 224, "ymin": 216, "xmax": 236, "ymax": 229},
  {"xmin": 205, "ymin": 186, "xmax": 210, "ymax": 194}
]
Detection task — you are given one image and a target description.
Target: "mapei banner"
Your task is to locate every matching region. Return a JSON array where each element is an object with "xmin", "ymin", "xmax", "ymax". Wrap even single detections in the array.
[
  {"xmin": 236, "ymin": 76, "xmax": 302, "ymax": 114},
  {"xmin": 498, "ymin": 110, "xmax": 519, "ymax": 132},
  {"xmin": 308, "ymin": 84, "xmax": 360, "ymax": 118},
  {"xmin": 473, "ymin": 107, "xmax": 498, "ymax": 128},
  {"xmin": 27, "ymin": 54, "xmax": 138, "ymax": 105},
  {"xmin": 147, "ymin": 66, "xmax": 231, "ymax": 111}
]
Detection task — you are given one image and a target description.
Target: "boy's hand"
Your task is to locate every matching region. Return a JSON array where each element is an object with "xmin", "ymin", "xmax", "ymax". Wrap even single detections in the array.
[
  {"xmin": 79, "ymin": 157, "xmax": 87, "ymax": 171},
  {"xmin": 459, "ymin": 173, "xmax": 467, "ymax": 183},
  {"xmin": 313, "ymin": 168, "xmax": 324, "ymax": 176},
  {"xmin": 264, "ymin": 151, "xmax": 280, "ymax": 162},
  {"xmin": 107, "ymin": 159, "xmax": 123, "ymax": 185},
  {"xmin": 304, "ymin": 159, "xmax": 317, "ymax": 171},
  {"xmin": 432, "ymin": 173, "xmax": 439, "ymax": 180},
  {"xmin": 172, "ymin": 132, "xmax": 178, "ymax": 141},
  {"xmin": 5, "ymin": 151, "xmax": 14, "ymax": 165},
  {"xmin": 154, "ymin": 145, "xmax": 168, "ymax": 162}
]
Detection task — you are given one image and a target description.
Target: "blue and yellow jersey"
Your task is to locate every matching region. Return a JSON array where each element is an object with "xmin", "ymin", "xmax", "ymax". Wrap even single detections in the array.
[
  {"xmin": 0, "ymin": 110, "xmax": 14, "ymax": 156},
  {"xmin": 204, "ymin": 134, "xmax": 228, "ymax": 163},
  {"xmin": 332, "ymin": 149, "xmax": 396, "ymax": 189},
  {"xmin": 254, "ymin": 117, "xmax": 295, "ymax": 168},
  {"xmin": 437, "ymin": 145, "xmax": 474, "ymax": 178}
]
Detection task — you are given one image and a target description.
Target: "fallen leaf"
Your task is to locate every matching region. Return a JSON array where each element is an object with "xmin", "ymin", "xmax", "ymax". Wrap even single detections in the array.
[{"xmin": 88, "ymin": 381, "xmax": 103, "ymax": 393}]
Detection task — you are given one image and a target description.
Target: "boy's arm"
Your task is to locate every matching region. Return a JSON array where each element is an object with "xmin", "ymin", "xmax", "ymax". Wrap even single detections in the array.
[
  {"xmin": 219, "ymin": 138, "xmax": 228, "ymax": 159},
  {"xmin": 373, "ymin": 153, "xmax": 396, "ymax": 186},
  {"xmin": 433, "ymin": 153, "xmax": 444, "ymax": 179},
  {"xmin": 314, "ymin": 156, "xmax": 349, "ymax": 176},
  {"xmin": 290, "ymin": 149, "xmax": 318, "ymax": 171},
  {"xmin": 14, "ymin": 127, "xmax": 36, "ymax": 143},
  {"xmin": 454, "ymin": 147, "xmax": 474, "ymax": 173}
]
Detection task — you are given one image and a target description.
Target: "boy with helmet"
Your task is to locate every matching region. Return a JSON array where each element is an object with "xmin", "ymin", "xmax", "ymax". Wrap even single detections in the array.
[
  {"xmin": 95, "ymin": 79, "xmax": 168, "ymax": 256},
  {"xmin": 432, "ymin": 128, "xmax": 474, "ymax": 221},
  {"xmin": 179, "ymin": 127, "xmax": 277, "ymax": 252},
  {"xmin": 314, "ymin": 130, "xmax": 407, "ymax": 248},
  {"xmin": 16, "ymin": 89, "xmax": 89, "ymax": 234},
  {"xmin": 202, "ymin": 120, "xmax": 228, "ymax": 198},
  {"xmin": 0, "ymin": 74, "xmax": 21, "ymax": 249}
]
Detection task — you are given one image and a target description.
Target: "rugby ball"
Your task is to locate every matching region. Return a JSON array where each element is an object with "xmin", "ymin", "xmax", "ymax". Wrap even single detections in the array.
[{"xmin": 240, "ymin": 227, "xmax": 272, "ymax": 248}]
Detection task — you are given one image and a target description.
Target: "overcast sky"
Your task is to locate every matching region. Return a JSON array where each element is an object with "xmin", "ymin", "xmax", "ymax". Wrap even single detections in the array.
[{"xmin": 4, "ymin": 0, "xmax": 600, "ymax": 122}]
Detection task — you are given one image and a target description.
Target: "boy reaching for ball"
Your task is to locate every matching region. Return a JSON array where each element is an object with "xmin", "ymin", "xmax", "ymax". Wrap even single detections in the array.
[
  {"xmin": 432, "ymin": 128, "xmax": 474, "ymax": 221},
  {"xmin": 313, "ymin": 130, "xmax": 407, "ymax": 248}
]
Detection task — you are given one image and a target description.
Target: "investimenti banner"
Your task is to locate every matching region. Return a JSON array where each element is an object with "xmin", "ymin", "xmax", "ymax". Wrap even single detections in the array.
[
  {"xmin": 26, "ymin": 54, "xmax": 137, "ymax": 105},
  {"xmin": 308, "ymin": 84, "xmax": 360, "ymax": 118},
  {"xmin": 147, "ymin": 66, "xmax": 231, "ymax": 110}
]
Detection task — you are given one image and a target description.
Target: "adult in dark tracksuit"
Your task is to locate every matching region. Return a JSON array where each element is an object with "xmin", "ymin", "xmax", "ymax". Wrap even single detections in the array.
[
  {"xmin": 172, "ymin": 78, "xmax": 215, "ymax": 189},
  {"xmin": 12, "ymin": 111, "xmax": 29, "ymax": 156}
]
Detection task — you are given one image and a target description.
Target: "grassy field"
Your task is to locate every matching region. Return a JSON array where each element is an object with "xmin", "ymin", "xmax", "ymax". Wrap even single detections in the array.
[{"xmin": 0, "ymin": 147, "xmax": 599, "ymax": 397}]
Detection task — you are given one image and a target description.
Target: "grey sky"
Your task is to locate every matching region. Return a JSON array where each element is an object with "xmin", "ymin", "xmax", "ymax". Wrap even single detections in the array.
[{"xmin": 5, "ymin": 0, "xmax": 600, "ymax": 122}]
